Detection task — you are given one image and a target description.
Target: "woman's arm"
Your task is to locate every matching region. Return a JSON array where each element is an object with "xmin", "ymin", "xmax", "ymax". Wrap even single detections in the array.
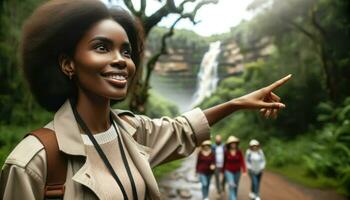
[
  {"xmin": 239, "ymin": 151, "xmax": 247, "ymax": 173},
  {"xmin": 245, "ymin": 150, "xmax": 252, "ymax": 170},
  {"xmin": 203, "ymin": 74, "xmax": 291, "ymax": 126}
]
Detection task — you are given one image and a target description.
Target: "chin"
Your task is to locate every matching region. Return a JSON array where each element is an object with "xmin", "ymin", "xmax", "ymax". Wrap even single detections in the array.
[
  {"xmin": 109, "ymin": 91, "xmax": 127, "ymax": 100},
  {"xmin": 112, "ymin": 89, "xmax": 129, "ymax": 98}
]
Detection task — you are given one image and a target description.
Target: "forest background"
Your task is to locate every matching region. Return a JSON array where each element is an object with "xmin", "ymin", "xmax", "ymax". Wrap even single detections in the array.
[{"xmin": 0, "ymin": 0, "xmax": 349, "ymax": 196}]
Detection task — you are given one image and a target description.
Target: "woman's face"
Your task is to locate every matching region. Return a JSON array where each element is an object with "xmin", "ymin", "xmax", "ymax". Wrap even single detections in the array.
[
  {"xmin": 251, "ymin": 145, "xmax": 259, "ymax": 151},
  {"xmin": 202, "ymin": 145, "xmax": 211, "ymax": 151},
  {"xmin": 229, "ymin": 142, "xmax": 237, "ymax": 149},
  {"xmin": 72, "ymin": 19, "xmax": 136, "ymax": 100}
]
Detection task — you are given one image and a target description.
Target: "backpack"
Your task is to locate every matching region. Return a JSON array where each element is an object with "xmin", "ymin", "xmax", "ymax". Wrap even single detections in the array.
[{"xmin": 26, "ymin": 128, "xmax": 67, "ymax": 200}]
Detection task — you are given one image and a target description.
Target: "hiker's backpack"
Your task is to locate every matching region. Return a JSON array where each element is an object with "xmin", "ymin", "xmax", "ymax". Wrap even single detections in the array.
[{"xmin": 26, "ymin": 128, "xmax": 67, "ymax": 200}]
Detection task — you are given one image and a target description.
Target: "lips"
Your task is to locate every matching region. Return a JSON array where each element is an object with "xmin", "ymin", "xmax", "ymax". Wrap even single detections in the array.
[{"xmin": 101, "ymin": 71, "xmax": 128, "ymax": 87}]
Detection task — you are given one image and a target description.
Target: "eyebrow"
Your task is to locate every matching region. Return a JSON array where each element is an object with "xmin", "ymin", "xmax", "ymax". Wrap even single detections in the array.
[{"xmin": 89, "ymin": 36, "xmax": 131, "ymax": 50}]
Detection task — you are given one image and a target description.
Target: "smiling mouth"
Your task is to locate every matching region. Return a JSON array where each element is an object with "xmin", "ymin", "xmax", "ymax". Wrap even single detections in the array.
[{"xmin": 101, "ymin": 72, "xmax": 128, "ymax": 87}]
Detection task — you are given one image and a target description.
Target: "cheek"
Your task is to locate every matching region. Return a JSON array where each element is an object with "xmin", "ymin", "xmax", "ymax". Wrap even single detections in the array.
[
  {"xmin": 128, "ymin": 61, "xmax": 137, "ymax": 78},
  {"xmin": 76, "ymin": 53, "xmax": 111, "ymax": 71}
]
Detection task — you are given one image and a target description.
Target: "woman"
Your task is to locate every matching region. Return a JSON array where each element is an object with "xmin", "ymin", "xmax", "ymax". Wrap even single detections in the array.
[
  {"xmin": 224, "ymin": 136, "xmax": 246, "ymax": 200},
  {"xmin": 246, "ymin": 139, "xmax": 266, "ymax": 200},
  {"xmin": 0, "ymin": 0, "xmax": 291, "ymax": 199},
  {"xmin": 196, "ymin": 140, "xmax": 215, "ymax": 200}
]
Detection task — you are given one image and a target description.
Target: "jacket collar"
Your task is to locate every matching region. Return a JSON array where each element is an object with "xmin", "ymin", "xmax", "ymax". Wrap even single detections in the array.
[{"xmin": 53, "ymin": 100, "xmax": 137, "ymax": 157}]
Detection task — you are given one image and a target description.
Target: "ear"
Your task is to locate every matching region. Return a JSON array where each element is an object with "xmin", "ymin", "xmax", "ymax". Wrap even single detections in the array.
[{"xmin": 59, "ymin": 54, "xmax": 75, "ymax": 77}]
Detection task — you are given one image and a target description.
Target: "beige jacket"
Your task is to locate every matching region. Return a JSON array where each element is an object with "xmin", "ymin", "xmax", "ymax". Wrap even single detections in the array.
[{"xmin": 0, "ymin": 101, "xmax": 210, "ymax": 200}]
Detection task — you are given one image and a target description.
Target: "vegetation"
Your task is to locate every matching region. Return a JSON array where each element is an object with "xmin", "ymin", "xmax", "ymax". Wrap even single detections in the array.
[
  {"xmin": 0, "ymin": 0, "xmax": 349, "ymax": 195},
  {"xmin": 153, "ymin": 159, "xmax": 182, "ymax": 180},
  {"xmin": 199, "ymin": 0, "xmax": 350, "ymax": 196}
]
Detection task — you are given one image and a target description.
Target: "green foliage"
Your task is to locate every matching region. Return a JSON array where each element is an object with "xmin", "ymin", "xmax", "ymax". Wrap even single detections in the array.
[
  {"xmin": 153, "ymin": 159, "xmax": 182, "ymax": 180},
  {"xmin": 145, "ymin": 90, "xmax": 179, "ymax": 118},
  {"xmin": 254, "ymin": 98, "xmax": 350, "ymax": 195},
  {"xmin": 0, "ymin": 0, "xmax": 46, "ymax": 124}
]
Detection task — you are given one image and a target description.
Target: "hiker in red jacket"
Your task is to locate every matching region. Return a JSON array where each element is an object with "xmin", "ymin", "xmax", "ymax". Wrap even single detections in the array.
[
  {"xmin": 196, "ymin": 140, "xmax": 215, "ymax": 200},
  {"xmin": 223, "ymin": 136, "xmax": 246, "ymax": 200}
]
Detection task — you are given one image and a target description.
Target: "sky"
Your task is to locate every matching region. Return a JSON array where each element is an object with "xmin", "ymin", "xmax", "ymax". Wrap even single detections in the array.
[{"xmin": 103, "ymin": 0, "xmax": 255, "ymax": 36}]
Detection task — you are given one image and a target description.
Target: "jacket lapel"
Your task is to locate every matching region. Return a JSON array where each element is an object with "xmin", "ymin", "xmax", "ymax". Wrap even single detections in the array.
[{"xmin": 53, "ymin": 100, "xmax": 86, "ymax": 157}]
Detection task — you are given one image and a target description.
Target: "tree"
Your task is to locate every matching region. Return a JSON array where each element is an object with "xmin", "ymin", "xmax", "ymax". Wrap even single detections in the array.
[
  {"xmin": 109, "ymin": 0, "xmax": 218, "ymax": 113},
  {"xmin": 247, "ymin": 0, "xmax": 350, "ymax": 102},
  {"xmin": 0, "ymin": 0, "xmax": 46, "ymax": 123}
]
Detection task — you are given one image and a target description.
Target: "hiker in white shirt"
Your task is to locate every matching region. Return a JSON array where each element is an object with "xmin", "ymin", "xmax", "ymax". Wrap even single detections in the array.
[
  {"xmin": 245, "ymin": 139, "xmax": 266, "ymax": 200},
  {"xmin": 212, "ymin": 135, "xmax": 225, "ymax": 194}
]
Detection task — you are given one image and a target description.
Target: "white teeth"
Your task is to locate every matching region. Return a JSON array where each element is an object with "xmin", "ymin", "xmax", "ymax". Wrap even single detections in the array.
[{"xmin": 107, "ymin": 75, "xmax": 126, "ymax": 81}]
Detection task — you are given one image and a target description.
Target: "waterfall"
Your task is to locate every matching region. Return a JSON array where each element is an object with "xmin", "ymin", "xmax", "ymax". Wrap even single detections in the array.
[{"xmin": 191, "ymin": 41, "xmax": 221, "ymax": 107}]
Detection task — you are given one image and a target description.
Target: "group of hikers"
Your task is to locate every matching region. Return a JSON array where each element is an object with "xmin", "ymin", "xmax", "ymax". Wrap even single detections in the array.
[{"xmin": 196, "ymin": 135, "xmax": 266, "ymax": 200}]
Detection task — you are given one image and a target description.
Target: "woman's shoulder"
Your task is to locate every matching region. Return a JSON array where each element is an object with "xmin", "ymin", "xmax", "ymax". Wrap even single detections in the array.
[
  {"xmin": 1, "ymin": 134, "xmax": 47, "ymax": 195},
  {"xmin": 113, "ymin": 108, "xmax": 142, "ymax": 127},
  {"xmin": 4, "ymin": 134, "xmax": 45, "ymax": 170}
]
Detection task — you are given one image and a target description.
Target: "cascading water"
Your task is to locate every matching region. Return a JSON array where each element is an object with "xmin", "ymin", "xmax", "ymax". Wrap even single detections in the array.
[{"xmin": 191, "ymin": 41, "xmax": 221, "ymax": 107}]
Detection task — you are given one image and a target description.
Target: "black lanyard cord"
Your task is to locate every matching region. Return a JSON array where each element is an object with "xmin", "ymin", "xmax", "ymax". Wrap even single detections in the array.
[
  {"xmin": 70, "ymin": 101, "xmax": 137, "ymax": 200},
  {"xmin": 111, "ymin": 115, "xmax": 138, "ymax": 200}
]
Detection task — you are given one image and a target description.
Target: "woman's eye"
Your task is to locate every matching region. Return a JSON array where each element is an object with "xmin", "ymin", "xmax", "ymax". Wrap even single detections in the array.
[
  {"xmin": 122, "ymin": 49, "xmax": 131, "ymax": 57},
  {"xmin": 94, "ymin": 44, "xmax": 108, "ymax": 53}
]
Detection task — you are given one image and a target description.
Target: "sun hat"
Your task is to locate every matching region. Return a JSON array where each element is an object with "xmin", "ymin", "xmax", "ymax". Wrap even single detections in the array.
[
  {"xmin": 226, "ymin": 136, "xmax": 240, "ymax": 144},
  {"xmin": 249, "ymin": 139, "xmax": 260, "ymax": 146},
  {"xmin": 201, "ymin": 140, "xmax": 212, "ymax": 146}
]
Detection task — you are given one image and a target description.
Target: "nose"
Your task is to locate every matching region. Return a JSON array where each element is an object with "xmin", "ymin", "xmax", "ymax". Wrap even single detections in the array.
[{"xmin": 110, "ymin": 51, "xmax": 126, "ymax": 69}]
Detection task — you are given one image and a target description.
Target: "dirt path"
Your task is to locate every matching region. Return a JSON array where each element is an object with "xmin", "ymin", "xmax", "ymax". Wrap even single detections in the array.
[{"xmin": 159, "ymin": 152, "xmax": 347, "ymax": 200}]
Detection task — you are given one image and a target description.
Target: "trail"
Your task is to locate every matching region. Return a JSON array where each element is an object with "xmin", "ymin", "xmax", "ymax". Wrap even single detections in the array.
[{"xmin": 158, "ymin": 152, "xmax": 347, "ymax": 200}]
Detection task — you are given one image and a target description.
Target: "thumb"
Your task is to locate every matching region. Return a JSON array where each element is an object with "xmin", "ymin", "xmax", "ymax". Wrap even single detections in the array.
[{"xmin": 259, "ymin": 101, "xmax": 285, "ymax": 109}]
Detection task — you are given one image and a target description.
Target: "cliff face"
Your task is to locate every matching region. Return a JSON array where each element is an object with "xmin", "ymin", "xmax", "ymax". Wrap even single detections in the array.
[
  {"xmin": 145, "ymin": 42, "xmax": 240, "ymax": 76},
  {"xmin": 146, "ymin": 28, "xmax": 273, "ymax": 76},
  {"xmin": 217, "ymin": 37, "xmax": 274, "ymax": 77},
  {"xmin": 217, "ymin": 41, "xmax": 245, "ymax": 77},
  {"xmin": 145, "ymin": 46, "xmax": 205, "ymax": 75}
]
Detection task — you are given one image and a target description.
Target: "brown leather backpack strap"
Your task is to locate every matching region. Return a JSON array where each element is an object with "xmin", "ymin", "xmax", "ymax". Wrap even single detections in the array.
[{"xmin": 27, "ymin": 128, "xmax": 67, "ymax": 200}]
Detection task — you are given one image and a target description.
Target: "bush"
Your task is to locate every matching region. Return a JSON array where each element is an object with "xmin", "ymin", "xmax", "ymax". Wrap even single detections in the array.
[{"xmin": 145, "ymin": 90, "xmax": 179, "ymax": 118}]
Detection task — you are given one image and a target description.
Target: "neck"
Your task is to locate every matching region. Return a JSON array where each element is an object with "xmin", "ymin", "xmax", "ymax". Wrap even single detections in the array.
[{"xmin": 75, "ymin": 90, "xmax": 111, "ymax": 134}]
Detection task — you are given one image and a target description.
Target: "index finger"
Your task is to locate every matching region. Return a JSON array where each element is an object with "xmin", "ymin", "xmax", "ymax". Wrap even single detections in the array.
[{"xmin": 266, "ymin": 74, "xmax": 292, "ymax": 91}]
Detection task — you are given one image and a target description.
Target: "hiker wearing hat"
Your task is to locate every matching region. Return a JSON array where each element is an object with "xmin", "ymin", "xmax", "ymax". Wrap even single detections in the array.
[
  {"xmin": 212, "ymin": 134, "xmax": 225, "ymax": 195},
  {"xmin": 223, "ymin": 136, "xmax": 246, "ymax": 200},
  {"xmin": 196, "ymin": 140, "xmax": 215, "ymax": 200},
  {"xmin": 245, "ymin": 139, "xmax": 266, "ymax": 200}
]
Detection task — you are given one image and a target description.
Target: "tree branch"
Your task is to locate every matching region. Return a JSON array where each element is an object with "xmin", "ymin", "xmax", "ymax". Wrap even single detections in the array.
[
  {"xmin": 140, "ymin": 0, "xmax": 146, "ymax": 15},
  {"xmin": 123, "ymin": 0, "xmax": 137, "ymax": 16},
  {"xmin": 144, "ymin": 0, "xmax": 218, "ymax": 35},
  {"xmin": 143, "ymin": 17, "xmax": 182, "ymax": 92},
  {"xmin": 310, "ymin": 6, "xmax": 327, "ymax": 39},
  {"xmin": 283, "ymin": 17, "xmax": 318, "ymax": 43}
]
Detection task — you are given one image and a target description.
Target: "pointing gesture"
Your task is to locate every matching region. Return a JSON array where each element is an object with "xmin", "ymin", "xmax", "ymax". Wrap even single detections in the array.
[
  {"xmin": 234, "ymin": 74, "xmax": 292, "ymax": 110},
  {"xmin": 203, "ymin": 74, "xmax": 292, "ymax": 125}
]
